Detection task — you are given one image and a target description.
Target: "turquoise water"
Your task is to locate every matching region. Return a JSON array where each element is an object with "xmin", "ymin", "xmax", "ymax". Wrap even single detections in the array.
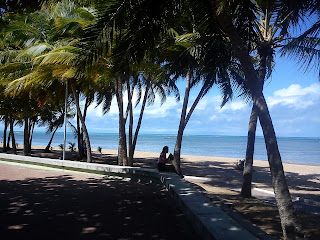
[{"xmin": 2, "ymin": 131, "xmax": 320, "ymax": 164}]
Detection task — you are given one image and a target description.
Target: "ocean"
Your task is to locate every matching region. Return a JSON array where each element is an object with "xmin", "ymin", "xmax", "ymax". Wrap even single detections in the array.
[{"xmin": 1, "ymin": 131, "xmax": 320, "ymax": 165}]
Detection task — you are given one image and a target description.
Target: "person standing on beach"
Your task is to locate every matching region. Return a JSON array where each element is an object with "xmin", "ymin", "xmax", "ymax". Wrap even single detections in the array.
[{"xmin": 158, "ymin": 146, "xmax": 173, "ymax": 171}]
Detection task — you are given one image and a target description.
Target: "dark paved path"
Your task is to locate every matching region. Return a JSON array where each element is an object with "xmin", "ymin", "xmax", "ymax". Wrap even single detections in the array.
[{"xmin": 0, "ymin": 162, "xmax": 199, "ymax": 240}]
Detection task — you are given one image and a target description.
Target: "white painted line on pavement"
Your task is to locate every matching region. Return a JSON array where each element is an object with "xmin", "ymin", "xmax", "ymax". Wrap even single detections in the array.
[
  {"xmin": 253, "ymin": 187, "xmax": 275, "ymax": 196},
  {"xmin": 184, "ymin": 175, "xmax": 213, "ymax": 182}
]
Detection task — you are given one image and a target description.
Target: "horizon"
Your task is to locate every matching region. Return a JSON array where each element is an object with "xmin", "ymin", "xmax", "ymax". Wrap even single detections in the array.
[{"xmin": 1, "ymin": 129, "xmax": 319, "ymax": 139}]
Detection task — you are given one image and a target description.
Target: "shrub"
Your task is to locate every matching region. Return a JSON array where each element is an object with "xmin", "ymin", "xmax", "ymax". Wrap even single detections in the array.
[{"xmin": 68, "ymin": 142, "xmax": 76, "ymax": 152}]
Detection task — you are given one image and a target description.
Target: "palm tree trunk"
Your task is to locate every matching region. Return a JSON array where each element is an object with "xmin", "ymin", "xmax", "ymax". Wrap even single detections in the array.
[
  {"xmin": 44, "ymin": 127, "xmax": 58, "ymax": 153},
  {"xmin": 241, "ymin": 49, "xmax": 267, "ymax": 198},
  {"xmin": 7, "ymin": 131, "xmax": 10, "ymax": 150},
  {"xmin": 114, "ymin": 77, "xmax": 128, "ymax": 166},
  {"xmin": 28, "ymin": 120, "xmax": 35, "ymax": 153},
  {"xmin": 127, "ymin": 79, "xmax": 134, "ymax": 166},
  {"xmin": 76, "ymin": 90, "xmax": 84, "ymax": 160},
  {"xmin": 254, "ymin": 91, "xmax": 304, "ymax": 239},
  {"xmin": 70, "ymin": 80, "xmax": 92, "ymax": 163},
  {"xmin": 173, "ymin": 73, "xmax": 207, "ymax": 176},
  {"xmin": 129, "ymin": 81, "xmax": 150, "ymax": 162},
  {"xmin": 3, "ymin": 115, "xmax": 8, "ymax": 152},
  {"xmin": 83, "ymin": 96, "xmax": 89, "ymax": 121},
  {"xmin": 241, "ymin": 104, "xmax": 258, "ymax": 197},
  {"xmin": 23, "ymin": 117, "xmax": 30, "ymax": 156},
  {"xmin": 173, "ymin": 71, "xmax": 191, "ymax": 176},
  {"xmin": 213, "ymin": 9, "xmax": 304, "ymax": 239},
  {"xmin": 9, "ymin": 116, "xmax": 16, "ymax": 154}
]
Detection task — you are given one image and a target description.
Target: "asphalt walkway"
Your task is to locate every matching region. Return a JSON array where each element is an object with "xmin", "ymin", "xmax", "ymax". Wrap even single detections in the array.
[{"xmin": 0, "ymin": 162, "xmax": 199, "ymax": 240}]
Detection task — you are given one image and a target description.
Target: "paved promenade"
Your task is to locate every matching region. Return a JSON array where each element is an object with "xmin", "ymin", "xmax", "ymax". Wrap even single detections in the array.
[
  {"xmin": 0, "ymin": 161, "xmax": 198, "ymax": 240},
  {"xmin": 0, "ymin": 154, "xmax": 265, "ymax": 240}
]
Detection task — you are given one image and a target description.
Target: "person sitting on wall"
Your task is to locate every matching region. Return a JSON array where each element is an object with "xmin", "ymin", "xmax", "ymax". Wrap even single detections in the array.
[{"xmin": 158, "ymin": 146, "xmax": 174, "ymax": 171}]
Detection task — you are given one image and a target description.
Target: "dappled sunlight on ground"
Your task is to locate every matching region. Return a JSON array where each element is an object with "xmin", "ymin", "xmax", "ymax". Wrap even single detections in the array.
[{"xmin": 0, "ymin": 163, "xmax": 199, "ymax": 240}]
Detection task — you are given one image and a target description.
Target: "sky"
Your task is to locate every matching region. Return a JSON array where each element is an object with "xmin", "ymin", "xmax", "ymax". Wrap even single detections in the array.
[
  {"xmin": 1, "ymin": 52, "xmax": 319, "ymax": 138},
  {"xmin": 69, "ymin": 52, "xmax": 320, "ymax": 138}
]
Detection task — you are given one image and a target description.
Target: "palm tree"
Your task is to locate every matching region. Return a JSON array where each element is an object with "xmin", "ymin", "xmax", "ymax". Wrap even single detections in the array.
[
  {"xmin": 77, "ymin": 1, "xmax": 178, "ymax": 166},
  {"xmin": 281, "ymin": 5, "xmax": 320, "ymax": 75},
  {"xmin": 39, "ymin": 99, "xmax": 75, "ymax": 152},
  {"xmin": 91, "ymin": 0, "xmax": 309, "ymax": 238},
  {"xmin": 208, "ymin": 0, "xmax": 313, "ymax": 238},
  {"xmin": 1, "ymin": 3, "xmax": 98, "ymax": 162},
  {"xmin": 163, "ymin": 18, "xmax": 245, "ymax": 175}
]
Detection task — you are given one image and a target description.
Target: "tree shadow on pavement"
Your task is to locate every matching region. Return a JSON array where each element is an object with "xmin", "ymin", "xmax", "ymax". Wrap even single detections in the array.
[{"xmin": 0, "ymin": 175, "xmax": 199, "ymax": 240}]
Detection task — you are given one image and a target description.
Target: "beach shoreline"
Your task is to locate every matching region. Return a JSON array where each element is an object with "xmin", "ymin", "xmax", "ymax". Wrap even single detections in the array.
[{"xmin": 3, "ymin": 144, "xmax": 320, "ymax": 202}]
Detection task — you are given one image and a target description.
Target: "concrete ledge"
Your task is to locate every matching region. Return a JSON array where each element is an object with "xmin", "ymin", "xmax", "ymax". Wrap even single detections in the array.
[
  {"xmin": 160, "ymin": 172, "xmax": 259, "ymax": 240},
  {"xmin": 0, "ymin": 153, "xmax": 159, "ymax": 179},
  {"xmin": 0, "ymin": 153, "xmax": 268, "ymax": 240}
]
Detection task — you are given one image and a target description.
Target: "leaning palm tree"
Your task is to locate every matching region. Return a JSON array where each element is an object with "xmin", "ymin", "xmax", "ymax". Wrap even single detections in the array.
[
  {"xmin": 88, "ymin": 0, "xmax": 311, "ymax": 238},
  {"xmin": 209, "ymin": 0, "xmax": 314, "ymax": 238},
  {"xmin": 1, "ymin": 1, "xmax": 102, "ymax": 162},
  {"xmin": 39, "ymin": 99, "xmax": 76, "ymax": 153}
]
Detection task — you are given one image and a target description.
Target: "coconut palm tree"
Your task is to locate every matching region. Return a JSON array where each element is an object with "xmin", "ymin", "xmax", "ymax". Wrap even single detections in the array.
[
  {"xmin": 281, "ymin": 4, "xmax": 320, "ymax": 75},
  {"xmin": 1, "ymin": 2, "xmax": 99, "ymax": 162},
  {"xmin": 89, "ymin": 0, "xmax": 310, "ymax": 238},
  {"xmin": 208, "ymin": 0, "xmax": 313, "ymax": 238},
  {"xmin": 39, "ymin": 99, "xmax": 76, "ymax": 152},
  {"xmin": 78, "ymin": 0, "xmax": 180, "ymax": 166}
]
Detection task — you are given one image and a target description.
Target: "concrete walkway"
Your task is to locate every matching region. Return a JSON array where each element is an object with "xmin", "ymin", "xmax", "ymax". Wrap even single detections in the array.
[{"xmin": 0, "ymin": 153, "xmax": 271, "ymax": 240}]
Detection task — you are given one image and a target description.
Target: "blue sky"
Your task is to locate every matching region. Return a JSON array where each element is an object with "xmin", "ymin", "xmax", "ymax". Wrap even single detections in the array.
[
  {"xmin": 77, "ymin": 52, "xmax": 320, "ymax": 138},
  {"xmin": 1, "ymin": 51, "xmax": 319, "ymax": 138}
]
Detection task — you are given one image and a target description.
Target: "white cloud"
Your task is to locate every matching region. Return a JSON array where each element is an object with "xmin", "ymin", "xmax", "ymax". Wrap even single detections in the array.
[
  {"xmin": 267, "ymin": 83, "xmax": 320, "ymax": 109},
  {"xmin": 222, "ymin": 101, "xmax": 247, "ymax": 111},
  {"xmin": 144, "ymin": 96, "xmax": 179, "ymax": 118},
  {"xmin": 87, "ymin": 104, "xmax": 104, "ymax": 118}
]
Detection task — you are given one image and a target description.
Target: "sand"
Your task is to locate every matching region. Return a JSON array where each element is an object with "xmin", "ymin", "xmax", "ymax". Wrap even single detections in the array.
[{"xmin": 6, "ymin": 145, "xmax": 320, "ymax": 202}]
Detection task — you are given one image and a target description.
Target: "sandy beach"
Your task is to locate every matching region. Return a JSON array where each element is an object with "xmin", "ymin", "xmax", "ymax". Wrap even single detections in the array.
[{"xmin": 11, "ymin": 145, "xmax": 319, "ymax": 203}]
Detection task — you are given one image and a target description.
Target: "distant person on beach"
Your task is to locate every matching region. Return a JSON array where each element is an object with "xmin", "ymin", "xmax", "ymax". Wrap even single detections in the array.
[{"xmin": 158, "ymin": 146, "xmax": 174, "ymax": 171}]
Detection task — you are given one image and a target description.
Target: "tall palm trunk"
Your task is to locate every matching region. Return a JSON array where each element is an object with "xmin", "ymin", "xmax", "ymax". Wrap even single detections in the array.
[
  {"xmin": 241, "ymin": 104, "xmax": 258, "ymax": 197},
  {"xmin": 114, "ymin": 77, "xmax": 128, "ymax": 166},
  {"xmin": 174, "ymin": 73, "xmax": 207, "ymax": 176},
  {"xmin": 76, "ymin": 90, "xmax": 84, "ymax": 160},
  {"xmin": 254, "ymin": 90, "xmax": 304, "ymax": 239},
  {"xmin": 44, "ymin": 127, "xmax": 59, "ymax": 153},
  {"xmin": 173, "ymin": 71, "xmax": 191, "ymax": 175},
  {"xmin": 9, "ymin": 116, "xmax": 16, "ymax": 154},
  {"xmin": 127, "ymin": 79, "xmax": 134, "ymax": 166},
  {"xmin": 129, "ymin": 81, "xmax": 150, "ymax": 163},
  {"xmin": 70, "ymin": 81, "xmax": 92, "ymax": 163},
  {"xmin": 3, "ymin": 115, "xmax": 8, "ymax": 152},
  {"xmin": 241, "ymin": 51, "xmax": 267, "ymax": 197},
  {"xmin": 23, "ymin": 117, "xmax": 30, "ymax": 156},
  {"xmin": 214, "ymin": 8, "xmax": 304, "ymax": 239},
  {"xmin": 7, "ymin": 131, "xmax": 10, "ymax": 150},
  {"xmin": 28, "ymin": 120, "xmax": 35, "ymax": 153}
]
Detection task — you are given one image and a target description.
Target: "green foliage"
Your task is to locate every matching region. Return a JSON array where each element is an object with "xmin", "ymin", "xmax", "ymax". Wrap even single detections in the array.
[
  {"xmin": 68, "ymin": 142, "xmax": 76, "ymax": 152},
  {"xmin": 58, "ymin": 143, "xmax": 64, "ymax": 150}
]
